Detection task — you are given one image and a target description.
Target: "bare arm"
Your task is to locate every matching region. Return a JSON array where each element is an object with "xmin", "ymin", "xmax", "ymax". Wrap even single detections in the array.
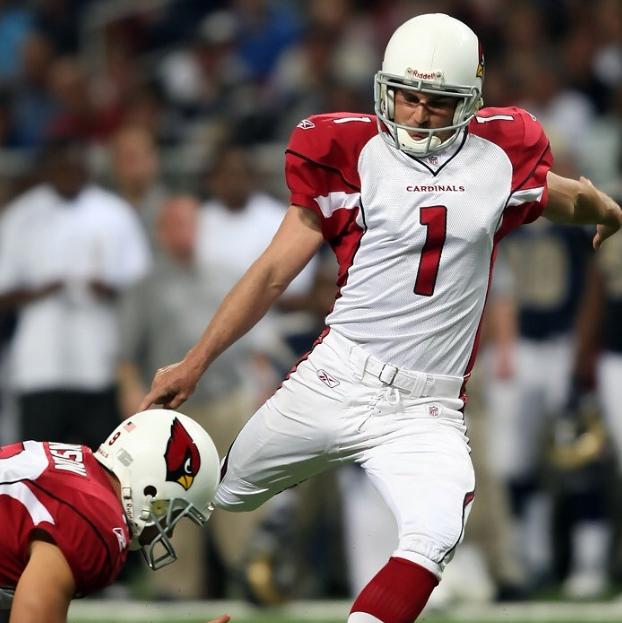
[
  {"xmin": 9, "ymin": 539, "xmax": 75, "ymax": 623},
  {"xmin": 140, "ymin": 205, "xmax": 324, "ymax": 410},
  {"xmin": 8, "ymin": 539, "xmax": 232, "ymax": 623},
  {"xmin": 544, "ymin": 172, "xmax": 622, "ymax": 248}
]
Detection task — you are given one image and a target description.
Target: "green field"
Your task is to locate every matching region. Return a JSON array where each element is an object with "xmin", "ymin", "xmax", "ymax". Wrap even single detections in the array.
[{"xmin": 67, "ymin": 599, "xmax": 622, "ymax": 623}]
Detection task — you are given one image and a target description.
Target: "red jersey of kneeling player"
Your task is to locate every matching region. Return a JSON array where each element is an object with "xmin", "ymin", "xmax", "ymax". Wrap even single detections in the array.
[{"xmin": 0, "ymin": 440, "xmax": 130, "ymax": 596}]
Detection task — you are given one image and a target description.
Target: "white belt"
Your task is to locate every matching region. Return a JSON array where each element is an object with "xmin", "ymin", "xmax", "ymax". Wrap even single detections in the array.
[{"xmin": 348, "ymin": 342, "xmax": 463, "ymax": 398}]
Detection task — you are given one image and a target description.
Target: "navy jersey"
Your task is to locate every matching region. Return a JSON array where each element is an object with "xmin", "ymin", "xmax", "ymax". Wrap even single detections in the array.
[{"xmin": 504, "ymin": 222, "xmax": 592, "ymax": 339}]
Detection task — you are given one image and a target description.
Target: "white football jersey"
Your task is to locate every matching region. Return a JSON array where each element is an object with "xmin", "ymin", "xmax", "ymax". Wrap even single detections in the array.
[{"xmin": 286, "ymin": 108, "xmax": 552, "ymax": 378}]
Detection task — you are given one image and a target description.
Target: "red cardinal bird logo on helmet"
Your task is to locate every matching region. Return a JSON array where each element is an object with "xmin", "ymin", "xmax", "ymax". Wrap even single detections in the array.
[
  {"xmin": 476, "ymin": 40, "xmax": 485, "ymax": 79},
  {"xmin": 164, "ymin": 418, "xmax": 201, "ymax": 490}
]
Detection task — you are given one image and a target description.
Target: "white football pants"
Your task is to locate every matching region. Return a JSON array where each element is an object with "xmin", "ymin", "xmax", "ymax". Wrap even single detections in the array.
[{"xmin": 215, "ymin": 329, "xmax": 475, "ymax": 578}]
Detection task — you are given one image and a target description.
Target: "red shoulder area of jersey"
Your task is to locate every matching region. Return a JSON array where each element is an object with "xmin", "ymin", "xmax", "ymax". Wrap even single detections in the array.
[
  {"xmin": 468, "ymin": 106, "xmax": 553, "ymax": 191},
  {"xmin": 286, "ymin": 113, "xmax": 378, "ymax": 190}
]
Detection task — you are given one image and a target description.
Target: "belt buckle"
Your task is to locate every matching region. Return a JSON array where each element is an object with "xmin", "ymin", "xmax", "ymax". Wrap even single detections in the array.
[{"xmin": 379, "ymin": 363, "xmax": 399, "ymax": 385}]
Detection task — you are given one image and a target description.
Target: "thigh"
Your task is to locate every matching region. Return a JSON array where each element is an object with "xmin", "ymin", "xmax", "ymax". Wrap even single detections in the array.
[
  {"xmin": 214, "ymin": 356, "xmax": 345, "ymax": 512},
  {"xmin": 361, "ymin": 404, "xmax": 475, "ymax": 579}
]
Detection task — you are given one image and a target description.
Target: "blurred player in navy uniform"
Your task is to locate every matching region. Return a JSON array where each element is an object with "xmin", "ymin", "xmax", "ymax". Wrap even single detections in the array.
[
  {"xmin": 577, "ymin": 223, "xmax": 622, "ymax": 459},
  {"xmin": 142, "ymin": 14, "xmax": 622, "ymax": 622},
  {"xmin": 574, "ymin": 218, "xmax": 622, "ymax": 587},
  {"xmin": 0, "ymin": 410, "xmax": 230, "ymax": 623},
  {"xmin": 488, "ymin": 219, "xmax": 611, "ymax": 597}
]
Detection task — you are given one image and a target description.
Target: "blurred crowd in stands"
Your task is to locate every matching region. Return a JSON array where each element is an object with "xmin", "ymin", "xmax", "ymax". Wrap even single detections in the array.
[{"xmin": 0, "ymin": 0, "xmax": 621, "ymax": 610}]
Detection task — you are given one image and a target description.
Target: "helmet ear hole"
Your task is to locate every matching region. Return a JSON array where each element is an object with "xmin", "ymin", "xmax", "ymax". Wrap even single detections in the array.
[{"xmin": 144, "ymin": 485, "xmax": 157, "ymax": 497}]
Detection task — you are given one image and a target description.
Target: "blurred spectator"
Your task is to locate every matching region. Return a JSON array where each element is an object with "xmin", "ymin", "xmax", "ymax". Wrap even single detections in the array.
[
  {"xmin": 159, "ymin": 10, "xmax": 248, "ymax": 118},
  {"xmin": 514, "ymin": 56, "xmax": 595, "ymax": 157},
  {"xmin": 233, "ymin": 0, "xmax": 301, "ymax": 82},
  {"xmin": 32, "ymin": 0, "xmax": 88, "ymax": 55},
  {"xmin": 107, "ymin": 124, "xmax": 169, "ymax": 245},
  {"xmin": 47, "ymin": 56, "xmax": 122, "ymax": 143},
  {"xmin": 489, "ymin": 213, "xmax": 609, "ymax": 598},
  {"xmin": 0, "ymin": 0, "xmax": 33, "ymax": 83},
  {"xmin": 576, "ymin": 224, "xmax": 622, "ymax": 484},
  {"xmin": 581, "ymin": 85, "xmax": 622, "ymax": 198},
  {"xmin": 117, "ymin": 195, "xmax": 263, "ymax": 598},
  {"xmin": 270, "ymin": 0, "xmax": 377, "ymax": 137},
  {"xmin": 0, "ymin": 309, "xmax": 17, "ymax": 444},
  {"xmin": 11, "ymin": 33, "xmax": 58, "ymax": 148},
  {"xmin": 0, "ymin": 138, "xmax": 150, "ymax": 449},
  {"xmin": 591, "ymin": 0, "xmax": 622, "ymax": 92},
  {"xmin": 572, "ymin": 218, "xmax": 622, "ymax": 588},
  {"xmin": 197, "ymin": 143, "xmax": 319, "ymax": 385},
  {"xmin": 0, "ymin": 89, "xmax": 18, "ymax": 148}
]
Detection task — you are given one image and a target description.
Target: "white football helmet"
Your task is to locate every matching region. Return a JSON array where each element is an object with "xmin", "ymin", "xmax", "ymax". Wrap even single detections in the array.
[
  {"xmin": 374, "ymin": 13, "xmax": 484, "ymax": 157},
  {"xmin": 95, "ymin": 409, "xmax": 220, "ymax": 570}
]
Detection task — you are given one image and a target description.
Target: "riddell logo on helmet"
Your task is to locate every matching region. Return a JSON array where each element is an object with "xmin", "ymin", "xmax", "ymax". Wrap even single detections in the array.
[
  {"xmin": 405, "ymin": 68, "xmax": 443, "ymax": 82},
  {"xmin": 164, "ymin": 418, "xmax": 201, "ymax": 491}
]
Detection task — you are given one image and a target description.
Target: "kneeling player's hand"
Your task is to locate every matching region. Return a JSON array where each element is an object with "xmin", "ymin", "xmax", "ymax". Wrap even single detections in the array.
[{"xmin": 206, "ymin": 616, "xmax": 231, "ymax": 623}]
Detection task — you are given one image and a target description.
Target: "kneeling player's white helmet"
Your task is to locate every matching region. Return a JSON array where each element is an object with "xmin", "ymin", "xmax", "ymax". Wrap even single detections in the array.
[
  {"xmin": 374, "ymin": 13, "xmax": 484, "ymax": 157},
  {"xmin": 96, "ymin": 409, "xmax": 220, "ymax": 570}
]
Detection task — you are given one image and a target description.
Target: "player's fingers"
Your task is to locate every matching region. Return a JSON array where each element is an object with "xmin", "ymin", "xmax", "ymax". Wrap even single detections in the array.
[
  {"xmin": 593, "ymin": 231, "xmax": 601, "ymax": 250},
  {"xmin": 165, "ymin": 392, "xmax": 187, "ymax": 410},
  {"xmin": 138, "ymin": 388, "xmax": 164, "ymax": 412},
  {"xmin": 206, "ymin": 616, "xmax": 230, "ymax": 623}
]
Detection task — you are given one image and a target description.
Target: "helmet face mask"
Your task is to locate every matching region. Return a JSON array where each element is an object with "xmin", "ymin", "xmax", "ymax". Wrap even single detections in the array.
[
  {"xmin": 374, "ymin": 13, "xmax": 484, "ymax": 158},
  {"xmin": 96, "ymin": 410, "xmax": 220, "ymax": 570},
  {"xmin": 139, "ymin": 497, "xmax": 212, "ymax": 570}
]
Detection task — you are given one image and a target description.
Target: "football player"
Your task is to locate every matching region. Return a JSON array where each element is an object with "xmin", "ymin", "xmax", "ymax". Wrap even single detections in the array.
[
  {"xmin": 141, "ymin": 13, "xmax": 622, "ymax": 623},
  {"xmin": 0, "ymin": 410, "xmax": 230, "ymax": 623}
]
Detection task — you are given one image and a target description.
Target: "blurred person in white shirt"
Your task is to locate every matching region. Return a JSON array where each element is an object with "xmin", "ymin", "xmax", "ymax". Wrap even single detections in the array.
[{"xmin": 0, "ymin": 138, "xmax": 150, "ymax": 449}]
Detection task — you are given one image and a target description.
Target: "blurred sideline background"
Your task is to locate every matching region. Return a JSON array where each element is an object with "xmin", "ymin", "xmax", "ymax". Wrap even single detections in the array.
[{"xmin": 0, "ymin": 0, "xmax": 621, "ymax": 621}]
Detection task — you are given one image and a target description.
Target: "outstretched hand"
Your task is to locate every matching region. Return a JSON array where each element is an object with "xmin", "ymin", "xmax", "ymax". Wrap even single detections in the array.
[
  {"xmin": 594, "ymin": 220, "xmax": 621, "ymax": 249},
  {"xmin": 138, "ymin": 359, "xmax": 201, "ymax": 411},
  {"xmin": 206, "ymin": 616, "xmax": 231, "ymax": 623},
  {"xmin": 582, "ymin": 177, "xmax": 622, "ymax": 249}
]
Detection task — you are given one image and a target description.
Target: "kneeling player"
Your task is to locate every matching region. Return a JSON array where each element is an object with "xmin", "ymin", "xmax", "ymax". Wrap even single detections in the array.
[{"xmin": 0, "ymin": 410, "xmax": 230, "ymax": 623}]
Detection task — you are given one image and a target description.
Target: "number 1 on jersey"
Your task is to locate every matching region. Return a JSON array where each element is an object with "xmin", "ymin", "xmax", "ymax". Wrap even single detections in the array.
[{"xmin": 414, "ymin": 206, "xmax": 447, "ymax": 296}]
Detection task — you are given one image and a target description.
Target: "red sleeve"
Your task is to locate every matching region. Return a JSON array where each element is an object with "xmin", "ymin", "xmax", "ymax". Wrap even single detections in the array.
[
  {"xmin": 285, "ymin": 113, "xmax": 377, "ymax": 240},
  {"xmin": 31, "ymin": 497, "xmax": 127, "ymax": 595},
  {"xmin": 470, "ymin": 107, "xmax": 553, "ymax": 238},
  {"xmin": 0, "ymin": 442, "xmax": 25, "ymax": 459}
]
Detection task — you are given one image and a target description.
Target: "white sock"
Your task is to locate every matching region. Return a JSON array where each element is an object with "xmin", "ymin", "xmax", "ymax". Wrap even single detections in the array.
[{"xmin": 348, "ymin": 613, "xmax": 384, "ymax": 623}]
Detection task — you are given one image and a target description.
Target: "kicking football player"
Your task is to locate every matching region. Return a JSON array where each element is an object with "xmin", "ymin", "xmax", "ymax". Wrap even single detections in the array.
[
  {"xmin": 141, "ymin": 13, "xmax": 622, "ymax": 623},
  {"xmin": 0, "ymin": 410, "xmax": 230, "ymax": 623}
]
